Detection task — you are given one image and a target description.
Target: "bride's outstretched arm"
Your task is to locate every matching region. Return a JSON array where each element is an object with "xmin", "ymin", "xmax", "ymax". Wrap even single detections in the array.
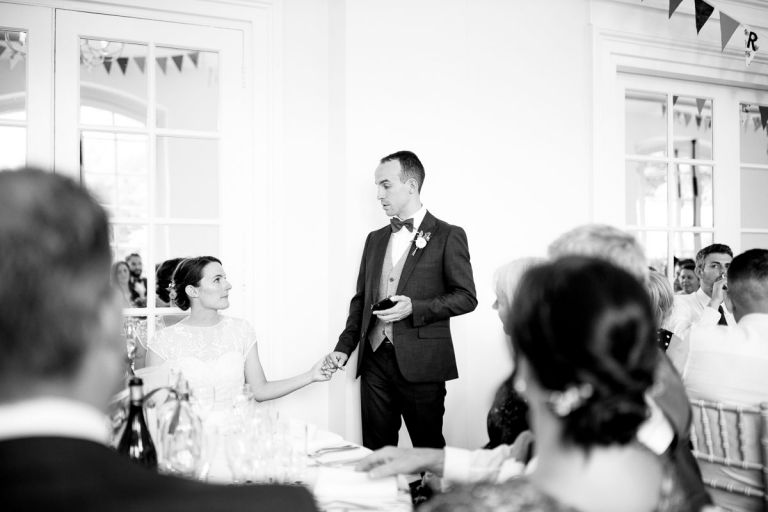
[{"xmin": 244, "ymin": 345, "xmax": 333, "ymax": 401}]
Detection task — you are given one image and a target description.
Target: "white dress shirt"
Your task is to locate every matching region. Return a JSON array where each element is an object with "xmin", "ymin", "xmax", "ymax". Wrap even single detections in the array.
[
  {"xmin": 443, "ymin": 444, "xmax": 527, "ymax": 484},
  {"xmin": 390, "ymin": 205, "xmax": 427, "ymax": 266},
  {"xmin": 682, "ymin": 313, "xmax": 768, "ymax": 406},
  {"xmin": 0, "ymin": 397, "xmax": 110, "ymax": 444},
  {"xmin": 666, "ymin": 287, "xmax": 735, "ymax": 340}
]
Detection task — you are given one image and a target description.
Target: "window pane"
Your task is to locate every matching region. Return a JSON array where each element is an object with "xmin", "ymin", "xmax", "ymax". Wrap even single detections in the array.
[
  {"xmin": 741, "ymin": 167, "xmax": 768, "ymax": 229},
  {"xmin": 81, "ymin": 131, "xmax": 149, "ymax": 219},
  {"xmin": 156, "ymin": 47, "xmax": 218, "ymax": 131},
  {"xmin": 0, "ymin": 30, "xmax": 27, "ymax": 121},
  {"xmin": 625, "ymin": 91, "xmax": 667, "ymax": 157},
  {"xmin": 672, "ymin": 96, "xmax": 712, "ymax": 160},
  {"xmin": 671, "ymin": 231, "xmax": 713, "ymax": 262},
  {"xmin": 80, "ymin": 40, "xmax": 147, "ymax": 127},
  {"xmin": 0, "ymin": 125, "xmax": 26, "ymax": 169},
  {"xmin": 155, "ymin": 137, "xmax": 218, "ymax": 219},
  {"xmin": 634, "ymin": 230, "xmax": 668, "ymax": 274},
  {"xmin": 111, "ymin": 224, "xmax": 148, "ymax": 263},
  {"xmin": 671, "ymin": 164, "xmax": 712, "ymax": 228},
  {"xmin": 154, "ymin": 225, "xmax": 219, "ymax": 264},
  {"xmin": 741, "ymin": 232, "xmax": 768, "ymax": 251},
  {"xmin": 626, "ymin": 160, "xmax": 667, "ymax": 226},
  {"xmin": 740, "ymin": 104, "xmax": 768, "ymax": 165}
]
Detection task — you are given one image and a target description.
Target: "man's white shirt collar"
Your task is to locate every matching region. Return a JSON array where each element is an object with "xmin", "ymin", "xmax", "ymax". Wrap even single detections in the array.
[
  {"xmin": 0, "ymin": 397, "xmax": 110, "ymax": 444},
  {"xmin": 395, "ymin": 205, "xmax": 427, "ymax": 233}
]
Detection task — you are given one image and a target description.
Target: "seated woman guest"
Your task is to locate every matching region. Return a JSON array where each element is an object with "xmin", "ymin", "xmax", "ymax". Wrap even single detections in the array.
[
  {"xmin": 146, "ymin": 256, "xmax": 332, "ymax": 406},
  {"xmin": 111, "ymin": 261, "xmax": 140, "ymax": 307},
  {"xmin": 422, "ymin": 257, "xmax": 686, "ymax": 512}
]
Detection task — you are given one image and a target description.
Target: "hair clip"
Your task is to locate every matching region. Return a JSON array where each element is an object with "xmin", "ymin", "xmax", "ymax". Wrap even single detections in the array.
[
  {"xmin": 167, "ymin": 282, "xmax": 177, "ymax": 302},
  {"xmin": 547, "ymin": 383, "xmax": 593, "ymax": 417}
]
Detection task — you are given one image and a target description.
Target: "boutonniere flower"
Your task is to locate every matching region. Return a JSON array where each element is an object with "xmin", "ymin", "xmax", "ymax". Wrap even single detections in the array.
[{"xmin": 411, "ymin": 231, "xmax": 432, "ymax": 256}]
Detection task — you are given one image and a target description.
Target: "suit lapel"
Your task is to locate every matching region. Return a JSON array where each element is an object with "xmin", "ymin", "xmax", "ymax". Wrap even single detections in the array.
[
  {"xmin": 368, "ymin": 227, "xmax": 391, "ymax": 303},
  {"xmin": 397, "ymin": 211, "xmax": 438, "ymax": 293}
]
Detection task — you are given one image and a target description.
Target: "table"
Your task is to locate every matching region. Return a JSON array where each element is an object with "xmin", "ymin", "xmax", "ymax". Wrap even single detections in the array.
[{"xmin": 151, "ymin": 404, "xmax": 413, "ymax": 512}]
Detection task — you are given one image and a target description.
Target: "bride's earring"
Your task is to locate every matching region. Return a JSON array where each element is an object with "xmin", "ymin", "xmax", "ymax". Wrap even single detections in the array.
[{"xmin": 513, "ymin": 378, "xmax": 527, "ymax": 394}]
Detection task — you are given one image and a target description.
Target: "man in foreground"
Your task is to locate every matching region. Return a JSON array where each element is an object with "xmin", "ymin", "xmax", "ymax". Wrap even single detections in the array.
[{"xmin": 0, "ymin": 168, "xmax": 317, "ymax": 512}]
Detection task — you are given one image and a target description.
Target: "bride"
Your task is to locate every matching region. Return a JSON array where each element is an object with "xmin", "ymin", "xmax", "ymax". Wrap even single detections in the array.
[{"xmin": 146, "ymin": 256, "xmax": 333, "ymax": 405}]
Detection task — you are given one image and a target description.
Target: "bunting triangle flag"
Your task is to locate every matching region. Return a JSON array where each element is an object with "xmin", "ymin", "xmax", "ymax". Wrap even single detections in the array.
[
  {"xmin": 669, "ymin": 0, "xmax": 684, "ymax": 19},
  {"xmin": 103, "ymin": 58, "xmax": 113, "ymax": 74},
  {"xmin": 696, "ymin": 98, "xmax": 706, "ymax": 115},
  {"xmin": 134, "ymin": 56, "xmax": 146, "ymax": 73},
  {"xmin": 188, "ymin": 51, "xmax": 200, "ymax": 67},
  {"xmin": 684, "ymin": 112, "xmax": 692, "ymax": 126},
  {"xmin": 116, "ymin": 57, "xmax": 129, "ymax": 75},
  {"xmin": 759, "ymin": 106, "xmax": 768, "ymax": 130},
  {"xmin": 673, "ymin": 95, "xmax": 679, "ymax": 106},
  {"xmin": 694, "ymin": 0, "xmax": 715, "ymax": 35},
  {"xmin": 157, "ymin": 56, "xmax": 168, "ymax": 74},
  {"xmin": 754, "ymin": 116, "xmax": 762, "ymax": 132},
  {"xmin": 172, "ymin": 54, "xmax": 184, "ymax": 72},
  {"xmin": 9, "ymin": 52, "xmax": 21, "ymax": 70},
  {"xmin": 745, "ymin": 26, "xmax": 759, "ymax": 66},
  {"xmin": 0, "ymin": 45, "xmax": 6, "ymax": 58},
  {"xmin": 719, "ymin": 12, "xmax": 740, "ymax": 51}
]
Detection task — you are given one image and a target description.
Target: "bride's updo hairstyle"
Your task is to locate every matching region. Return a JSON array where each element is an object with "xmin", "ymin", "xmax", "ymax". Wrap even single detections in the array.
[
  {"xmin": 170, "ymin": 256, "xmax": 222, "ymax": 311},
  {"xmin": 510, "ymin": 256, "xmax": 658, "ymax": 448}
]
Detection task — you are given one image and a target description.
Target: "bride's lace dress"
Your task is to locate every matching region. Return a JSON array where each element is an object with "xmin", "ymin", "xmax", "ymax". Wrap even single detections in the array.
[{"xmin": 148, "ymin": 316, "xmax": 258, "ymax": 408}]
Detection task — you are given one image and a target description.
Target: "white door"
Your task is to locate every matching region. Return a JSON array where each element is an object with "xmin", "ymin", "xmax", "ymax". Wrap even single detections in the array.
[
  {"xmin": 54, "ymin": 10, "xmax": 254, "ymax": 351},
  {"xmin": 617, "ymin": 73, "xmax": 768, "ymax": 276},
  {"xmin": 0, "ymin": 3, "xmax": 53, "ymax": 169}
]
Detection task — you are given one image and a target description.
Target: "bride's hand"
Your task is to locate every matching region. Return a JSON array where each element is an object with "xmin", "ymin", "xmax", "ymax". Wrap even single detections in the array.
[{"xmin": 310, "ymin": 356, "xmax": 334, "ymax": 382}]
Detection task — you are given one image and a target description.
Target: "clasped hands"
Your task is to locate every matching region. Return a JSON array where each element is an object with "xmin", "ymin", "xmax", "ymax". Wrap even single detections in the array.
[{"xmin": 318, "ymin": 295, "xmax": 413, "ymax": 378}]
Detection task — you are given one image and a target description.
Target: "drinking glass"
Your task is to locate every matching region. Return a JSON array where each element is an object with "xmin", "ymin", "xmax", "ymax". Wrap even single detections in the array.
[{"xmin": 190, "ymin": 384, "xmax": 215, "ymax": 420}]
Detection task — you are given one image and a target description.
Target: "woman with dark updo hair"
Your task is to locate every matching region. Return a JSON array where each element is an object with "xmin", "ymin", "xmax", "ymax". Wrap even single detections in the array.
[
  {"xmin": 422, "ymin": 256, "xmax": 686, "ymax": 512},
  {"xmin": 146, "ymin": 256, "xmax": 333, "ymax": 406}
]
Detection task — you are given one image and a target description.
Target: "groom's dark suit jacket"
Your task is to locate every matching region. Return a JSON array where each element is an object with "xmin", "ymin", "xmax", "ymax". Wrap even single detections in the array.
[
  {"xmin": 1, "ymin": 436, "xmax": 318, "ymax": 512},
  {"xmin": 335, "ymin": 211, "xmax": 477, "ymax": 382}
]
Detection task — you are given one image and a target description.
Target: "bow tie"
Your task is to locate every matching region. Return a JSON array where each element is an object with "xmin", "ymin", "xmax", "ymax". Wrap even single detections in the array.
[{"xmin": 390, "ymin": 217, "xmax": 415, "ymax": 233}]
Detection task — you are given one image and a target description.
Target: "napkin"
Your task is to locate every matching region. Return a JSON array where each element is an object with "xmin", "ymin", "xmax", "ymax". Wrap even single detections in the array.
[
  {"xmin": 307, "ymin": 429, "xmax": 346, "ymax": 452},
  {"xmin": 312, "ymin": 445, "xmax": 371, "ymax": 465},
  {"xmin": 313, "ymin": 466, "xmax": 399, "ymax": 502}
]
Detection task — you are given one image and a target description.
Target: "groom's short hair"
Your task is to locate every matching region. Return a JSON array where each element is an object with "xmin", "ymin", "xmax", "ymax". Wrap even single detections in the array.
[
  {"xmin": 0, "ymin": 168, "xmax": 112, "ymax": 388},
  {"xmin": 381, "ymin": 150, "xmax": 425, "ymax": 192}
]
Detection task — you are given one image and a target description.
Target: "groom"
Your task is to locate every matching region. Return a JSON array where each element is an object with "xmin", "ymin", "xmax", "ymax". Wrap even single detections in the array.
[{"xmin": 329, "ymin": 151, "xmax": 477, "ymax": 450}]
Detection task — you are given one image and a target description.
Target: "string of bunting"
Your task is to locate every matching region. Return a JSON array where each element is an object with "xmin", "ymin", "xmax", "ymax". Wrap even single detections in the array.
[
  {"xmin": 642, "ymin": 0, "xmax": 760, "ymax": 66},
  {"xmin": 95, "ymin": 51, "xmax": 201, "ymax": 75},
  {"xmin": 0, "ymin": 38, "xmax": 201, "ymax": 76},
  {"xmin": 741, "ymin": 103, "xmax": 768, "ymax": 132}
]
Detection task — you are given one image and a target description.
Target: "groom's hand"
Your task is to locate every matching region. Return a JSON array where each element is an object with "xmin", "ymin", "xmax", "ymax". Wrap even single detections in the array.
[
  {"xmin": 327, "ymin": 351, "xmax": 348, "ymax": 370},
  {"xmin": 372, "ymin": 295, "xmax": 412, "ymax": 323}
]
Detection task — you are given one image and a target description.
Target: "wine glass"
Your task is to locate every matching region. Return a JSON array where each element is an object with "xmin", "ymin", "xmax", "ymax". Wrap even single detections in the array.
[{"xmin": 190, "ymin": 384, "xmax": 216, "ymax": 420}]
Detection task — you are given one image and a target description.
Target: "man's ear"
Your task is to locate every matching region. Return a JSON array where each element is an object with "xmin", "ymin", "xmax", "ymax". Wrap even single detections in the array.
[{"xmin": 695, "ymin": 265, "xmax": 704, "ymax": 279}]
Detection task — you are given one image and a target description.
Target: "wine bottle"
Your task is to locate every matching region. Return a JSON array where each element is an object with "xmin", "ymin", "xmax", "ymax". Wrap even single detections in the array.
[{"xmin": 117, "ymin": 376, "xmax": 158, "ymax": 469}]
